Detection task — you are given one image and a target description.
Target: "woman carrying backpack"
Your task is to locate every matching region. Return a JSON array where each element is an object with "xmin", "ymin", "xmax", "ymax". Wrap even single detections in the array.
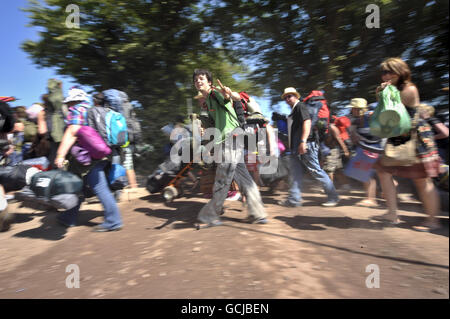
[{"xmin": 54, "ymin": 87, "xmax": 123, "ymax": 232}]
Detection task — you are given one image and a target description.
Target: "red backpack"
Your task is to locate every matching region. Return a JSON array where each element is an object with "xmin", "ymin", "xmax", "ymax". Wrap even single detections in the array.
[{"xmin": 303, "ymin": 90, "xmax": 330, "ymax": 139}]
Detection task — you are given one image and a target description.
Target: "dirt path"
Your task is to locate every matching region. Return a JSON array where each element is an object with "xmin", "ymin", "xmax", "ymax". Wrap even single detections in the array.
[{"xmin": 0, "ymin": 184, "xmax": 448, "ymax": 299}]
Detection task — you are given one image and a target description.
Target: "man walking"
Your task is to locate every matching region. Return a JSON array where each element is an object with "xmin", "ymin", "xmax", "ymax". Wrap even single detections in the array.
[
  {"xmin": 279, "ymin": 87, "xmax": 339, "ymax": 207},
  {"xmin": 193, "ymin": 69, "xmax": 267, "ymax": 227}
]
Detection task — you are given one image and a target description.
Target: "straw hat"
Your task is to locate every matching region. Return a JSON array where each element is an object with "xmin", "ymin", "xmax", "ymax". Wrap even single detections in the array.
[
  {"xmin": 281, "ymin": 87, "xmax": 300, "ymax": 100},
  {"xmin": 345, "ymin": 98, "xmax": 368, "ymax": 109},
  {"xmin": 63, "ymin": 87, "xmax": 89, "ymax": 103}
]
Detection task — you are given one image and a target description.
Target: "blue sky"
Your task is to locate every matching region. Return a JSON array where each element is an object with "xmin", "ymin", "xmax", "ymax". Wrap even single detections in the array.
[
  {"xmin": 1, "ymin": 0, "xmax": 289, "ymax": 120},
  {"xmin": 1, "ymin": 0, "xmax": 92, "ymax": 108}
]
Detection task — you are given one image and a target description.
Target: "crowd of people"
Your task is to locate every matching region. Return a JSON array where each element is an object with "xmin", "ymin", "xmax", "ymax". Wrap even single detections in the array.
[
  {"xmin": 1, "ymin": 82, "xmax": 141, "ymax": 232},
  {"xmin": 1, "ymin": 57, "xmax": 448, "ymax": 233}
]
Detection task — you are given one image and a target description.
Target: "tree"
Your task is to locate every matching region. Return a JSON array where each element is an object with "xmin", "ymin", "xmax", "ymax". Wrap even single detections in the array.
[
  {"xmin": 22, "ymin": 0, "xmax": 261, "ymax": 169},
  {"xmin": 205, "ymin": 0, "xmax": 449, "ymax": 110}
]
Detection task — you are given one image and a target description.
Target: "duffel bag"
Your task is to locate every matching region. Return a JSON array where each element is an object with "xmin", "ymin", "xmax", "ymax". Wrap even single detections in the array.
[{"xmin": 30, "ymin": 170, "xmax": 83, "ymax": 198}]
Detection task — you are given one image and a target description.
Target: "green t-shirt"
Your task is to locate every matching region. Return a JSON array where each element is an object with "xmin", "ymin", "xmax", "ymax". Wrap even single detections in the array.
[{"xmin": 205, "ymin": 89, "xmax": 240, "ymax": 144}]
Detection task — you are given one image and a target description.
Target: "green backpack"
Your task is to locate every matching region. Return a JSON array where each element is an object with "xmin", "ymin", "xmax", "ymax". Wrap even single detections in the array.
[
  {"xmin": 46, "ymin": 79, "xmax": 65, "ymax": 143},
  {"xmin": 23, "ymin": 120, "xmax": 37, "ymax": 143}
]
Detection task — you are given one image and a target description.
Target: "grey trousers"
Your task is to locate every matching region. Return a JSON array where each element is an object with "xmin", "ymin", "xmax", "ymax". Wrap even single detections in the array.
[{"xmin": 197, "ymin": 146, "xmax": 266, "ymax": 224}]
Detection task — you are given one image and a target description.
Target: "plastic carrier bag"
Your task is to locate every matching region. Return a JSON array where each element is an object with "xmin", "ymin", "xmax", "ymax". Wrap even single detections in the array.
[{"xmin": 370, "ymin": 85, "xmax": 411, "ymax": 138}]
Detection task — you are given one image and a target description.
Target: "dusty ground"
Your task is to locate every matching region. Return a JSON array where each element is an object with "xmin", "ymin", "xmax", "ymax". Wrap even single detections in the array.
[{"xmin": 0, "ymin": 178, "xmax": 448, "ymax": 299}]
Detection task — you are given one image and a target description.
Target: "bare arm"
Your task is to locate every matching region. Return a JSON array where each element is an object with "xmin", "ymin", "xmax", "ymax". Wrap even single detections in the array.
[
  {"xmin": 216, "ymin": 79, "xmax": 241, "ymax": 101},
  {"xmin": 432, "ymin": 122, "xmax": 449, "ymax": 140},
  {"xmin": 54, "ymin": 125, "xmax": 80, "ymax": 168},
  {"xmin": 329, "ymin": 124, "xmax": 350, "ymax": 157},
  {"xmin": 37, "ymin": 110, "xmax": 48, "ymax": 135},
  {"xmin": 302, "ymin": 119, "xmax": 311, "ymax": 142},
  {"xmin": 400, "ymin": 84, "xmax": 420, "ymax": 106}
]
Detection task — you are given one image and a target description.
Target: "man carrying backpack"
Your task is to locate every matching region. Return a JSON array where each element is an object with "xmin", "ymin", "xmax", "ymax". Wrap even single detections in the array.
[
  {"xmin": 193, "ymin": 69, "xmax": 267, "ymax": 227},
  {"xmin": 101, "ymin": 89, "xmax": 141, "ymax": 189},
  {"xmin": 278, "ymin": 87, "xmax": 339, "ymax": 207}
]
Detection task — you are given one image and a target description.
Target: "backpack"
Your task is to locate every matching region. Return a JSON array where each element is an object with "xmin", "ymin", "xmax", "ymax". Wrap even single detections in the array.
[
  {"xmin": 45, "ymin": 79, "xmax": 65, "ymax": 143},
  {"xmin": 23, "ymin": 120, "xmax": 37, "ymax": 143},
  {"xmin": 87, "ymin": 106, "xmax": 128, "ymax": 148},
  {"xmin": 103, "ymin": 89, "xmax": 124, "ymax": 114},
  {"xmin": 15, "ymin": 186, "xmax": 80, "ymax": 211},
  {"xmin": 0, "ymin": 165, "xmax": 33, "ymax": 192},
  {"xmin": 303, "ymin": 90, "xmax": 330, "ymax": 141},
  {"xmin": 118, "ymin": 91, "xmax": 142, "ymax": 144}
]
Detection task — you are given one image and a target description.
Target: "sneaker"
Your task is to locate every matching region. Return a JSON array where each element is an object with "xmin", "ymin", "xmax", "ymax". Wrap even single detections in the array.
[
  {"xmin": 226, "ymin": 191, "xmax": 241, "ymax": 201},
  {"xmin": 251, "ymin": 217, "xmax": 268, "ymax": 224},
  {"xmin": 196, "ymin": 219, "xmax": 223, "ymax": 230},
  {"xmin": 277, "ymin": 199, "xmax": 301, "ymax": 207},
  {"xmin": 321, "ymin": 199, "xmax": 339, "ymax": 207},
  {"xmin": 92, "ymin": 225, "xmax": 122, "ymax": 232}
]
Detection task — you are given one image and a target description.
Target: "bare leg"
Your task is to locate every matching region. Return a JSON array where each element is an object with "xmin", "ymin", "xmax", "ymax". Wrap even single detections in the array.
[
  {"xmin": 357, "ymin": 178, "xmax": 378, "ymax": 207},
  {"xmin": 412, "ymin": 177, "xmax": 440, "ymax": 229},
  {"xmin": 126, "ymin": 169, "xmax": 138, "ymax": 188},
  {"xmin": 373, "ymin": 169, "xmax": 398, "ymax": 223},
  {"xmin": 366, "ymin": 178, "xmax": 377, "ymax": 202}
]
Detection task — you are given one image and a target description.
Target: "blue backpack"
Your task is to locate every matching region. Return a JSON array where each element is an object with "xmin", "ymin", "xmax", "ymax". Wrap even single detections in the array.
[
  {"xmin": 105, "ymin": 110, "xmax": 128, "ymax": 147},
  {"xmin": 87, "ymin": 107, "xmax": 129, "ymax": 148}
]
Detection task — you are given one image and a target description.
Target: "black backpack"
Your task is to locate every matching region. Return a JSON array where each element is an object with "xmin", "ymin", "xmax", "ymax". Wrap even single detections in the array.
[{"xmin": 0, "ymin": 165, "xmax": 31, "ymax": 192}]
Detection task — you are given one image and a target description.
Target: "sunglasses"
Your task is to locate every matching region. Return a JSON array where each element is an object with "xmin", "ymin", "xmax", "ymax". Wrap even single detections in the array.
[
  {"xmin": 381, "ymin": 70, "xmax": 394, "ymax": 75},
  {"xmin": 284, "ymin": 94, "xmax": 294, "ymax": 100}
]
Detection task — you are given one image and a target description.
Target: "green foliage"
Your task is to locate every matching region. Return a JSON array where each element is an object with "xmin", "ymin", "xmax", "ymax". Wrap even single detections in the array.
[
  {"xmin": 22, "ymin": 0, "xmax": 261, "ymax": 170},
  {"xmin": 21, "ymin": 0, "xmax": 449, "ymax": 170},
  {"xmin": 205, "ymin": 0, "xmax": 448, "ymax": 108}
]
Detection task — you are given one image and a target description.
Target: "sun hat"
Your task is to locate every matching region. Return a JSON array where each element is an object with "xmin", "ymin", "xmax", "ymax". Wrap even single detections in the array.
[
  {"xmin": 346, "ymin": 98, "xmax": 368, "ymax": 109},
  {"xmin": 63, "ymin": 87, "xmax": 89, "ymax": 103},
  {"xmin": 281, "ymin": 87, "xmax": 301, "ymax": 100}
]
